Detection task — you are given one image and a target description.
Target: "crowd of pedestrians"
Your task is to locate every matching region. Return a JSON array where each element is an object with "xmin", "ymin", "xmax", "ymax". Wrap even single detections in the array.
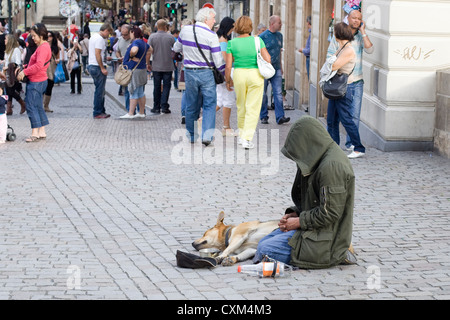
[
  {"xmin": 0, "ymin": 5, "xmax": 373, "ymax": 160},
  {"xmin": 0, "ymin": 21, "xmax": 87, "ymax": 143}
]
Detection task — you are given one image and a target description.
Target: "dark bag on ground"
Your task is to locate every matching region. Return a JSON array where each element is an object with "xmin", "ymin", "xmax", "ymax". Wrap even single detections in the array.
[{"xmin": 176, "ymin": 250, "xmax": 217, "ymax": 269}]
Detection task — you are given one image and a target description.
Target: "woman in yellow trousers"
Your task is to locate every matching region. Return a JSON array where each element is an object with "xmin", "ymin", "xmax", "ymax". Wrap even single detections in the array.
[
  {"xmin": 232, "ymin": 69, "xmax": 264, "ymax": 147},
  {"xmin": 225, "ymin": 16, "xmax": 271, "ymax": 149}
]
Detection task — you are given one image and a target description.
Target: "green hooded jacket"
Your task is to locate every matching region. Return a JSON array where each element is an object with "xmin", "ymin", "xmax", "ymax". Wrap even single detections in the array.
[{"xmin": 281, "ymin": 116, "xmax": 355, "ymax": 269}]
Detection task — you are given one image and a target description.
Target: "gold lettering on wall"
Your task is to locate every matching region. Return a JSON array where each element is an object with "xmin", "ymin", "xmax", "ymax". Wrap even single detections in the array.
[{"xmin": 394, "ymin": 46, "xmax": 435, "ymax": 61}]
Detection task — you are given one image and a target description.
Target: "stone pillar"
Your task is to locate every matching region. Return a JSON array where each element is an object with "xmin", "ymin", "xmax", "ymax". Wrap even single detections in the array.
[
  {"xmin": 360, "ymin": 0, "xmax": 450, "ymax": 151},
  {"xmin": 435, "ymin": 69, "xmax": 450, "ymax": 158}
]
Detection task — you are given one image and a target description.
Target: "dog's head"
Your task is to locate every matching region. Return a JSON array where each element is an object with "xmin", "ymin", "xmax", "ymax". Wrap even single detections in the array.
[{"xmin": 192, "ymin": 211, "xmax": 228, "ymax": 251}]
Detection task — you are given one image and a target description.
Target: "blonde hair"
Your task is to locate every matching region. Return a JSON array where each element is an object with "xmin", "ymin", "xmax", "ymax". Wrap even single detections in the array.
[
  {"xmin": 5, "ymin": 34, "xmax": 19, "ymax": 56},
  {"xmin": 234, "ymin": 16, "xmax": 253, "ymax": 35}
]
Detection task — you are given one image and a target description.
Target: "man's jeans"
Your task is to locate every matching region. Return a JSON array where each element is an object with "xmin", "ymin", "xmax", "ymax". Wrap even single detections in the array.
[
  {"xmin": 345, "ymin": 80, "xmax": 364, "ymax": 148},
  {"xmin": 260, "ymin": 69, "xmax": 285, "ymax": 123},
  {"xmin": 253, "ymin": 229, "xmax": 295, "ymax": 264},
  {"xmin": 153, "ymin": 71, "xmax": 172, "ymax": 111},
  {"xmin": 87, "ymin": 65, "xmax": 107, "ymax": 117},
  {"xmin": 327, "ymin": 85, "xmax": 365, "ymax": 153},
  {"xmin": 184, "ymin": 68, "xmax": 217, "ymax": 142},
  {"xmin": 25, "ymin": 80, "xmax": 49, "ymax": 129}
]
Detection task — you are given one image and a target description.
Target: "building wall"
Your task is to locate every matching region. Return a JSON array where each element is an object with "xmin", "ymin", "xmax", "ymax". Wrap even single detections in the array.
[{"xmin": 250, "ymin": 0, "xmax": 450, "ymax": 152}]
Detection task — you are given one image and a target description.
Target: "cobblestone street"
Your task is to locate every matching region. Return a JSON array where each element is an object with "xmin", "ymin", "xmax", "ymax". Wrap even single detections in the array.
[{"xmin": 1, "ymin": 76, "xmax": 449, "ymax": 300}]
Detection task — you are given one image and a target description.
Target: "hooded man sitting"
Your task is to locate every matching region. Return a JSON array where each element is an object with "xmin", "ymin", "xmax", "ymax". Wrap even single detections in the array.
[{"xmin": 254, "ymin": 116, "xmax": 356, "ymax": 269}]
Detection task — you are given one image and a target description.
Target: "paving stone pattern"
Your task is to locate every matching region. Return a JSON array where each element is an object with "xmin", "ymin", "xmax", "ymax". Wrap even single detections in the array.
[{"xmin": 1, "ymin": 76, "xmax": 449, "ymax": 300}]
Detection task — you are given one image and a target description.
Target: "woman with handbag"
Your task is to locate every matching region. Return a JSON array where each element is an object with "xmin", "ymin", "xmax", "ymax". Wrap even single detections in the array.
[
  {"xmin": 326, "ymin": 22, "xmax": 365, "ymax": 159},
  {"xmin": 4, "ymin": 35, "xmax": 25, "ymax": 115},
  {"xmin": 17, "ymin": 24, "xmax": 52, "ymax": 143},
  {"xmin": 225, "ymin": 16, "xmax": 271, "ymax": 149},
  {"xmin": 119, "ymin": 26, "xmax": 150, "ymax": 119},
  {"xmin": 3, "ymin": 35, "xmax": 26, "ymax": 115}
]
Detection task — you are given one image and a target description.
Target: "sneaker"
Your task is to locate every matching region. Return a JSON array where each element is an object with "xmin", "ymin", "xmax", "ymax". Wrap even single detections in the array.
[
  {"xmin": 346, "ymin": 145, "xmax": 355, "ymax": 151},
  {"xmin": 134, "ymin": 113, "xmax": 146, "ymax": 118},
  {"xmin": 237, "ymin": 137, "xmax": 244, "ymax": 145},
  {"xmin": 150, "ymin": 108, "xmax": 161, "ymax": 114},
  {"xmin": 120, "ymin": 113, "xmax": 135, "ymax": 119},
  {"xmin": 347, "ymin": 151, "xmax": 365, "ymax": 159},
  {"xmin": 261, "ymin": 117, "xmax": 269, "ymax": 124},
  {"xmin": 277, "ymin": 116, "xmax": 291, "ymax": 125},
  {"xmin": 94, "ymin": 113, "xmax": 111, "ymax": 119},
  {"xmin": 161, "ymin": 109, "xmax": 171, "ymax": 114},
  {"xmin": 242, "ymin": 140, "xmax": 255, "ymax": 149},
  {"xmin": 202, "ymin": 140, "xmax": 213, "ymax": 147},
  {"xmin": 222, "ymin": 127, "xmax": 236, "ymax": 137}
]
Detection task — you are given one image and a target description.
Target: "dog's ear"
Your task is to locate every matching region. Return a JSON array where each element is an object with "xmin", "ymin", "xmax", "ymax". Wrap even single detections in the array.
[{"xmin": 216, "ymin": 211, "xmax": 225, "ymax": 226}]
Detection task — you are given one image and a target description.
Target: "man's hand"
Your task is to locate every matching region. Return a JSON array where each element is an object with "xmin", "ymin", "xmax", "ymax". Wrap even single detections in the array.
[
  {"xmin": 278, "ymin": 213, "xmax": 300, "ymax": 232},
  {"xmin": 101, "ymin": 68, "xmax": 108, "ymax": 76}
]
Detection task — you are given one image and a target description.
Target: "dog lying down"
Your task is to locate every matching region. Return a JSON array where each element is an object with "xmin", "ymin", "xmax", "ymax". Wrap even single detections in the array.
[{"xmin": 192, "ymin": 211, "xmax": 279, "ymax": 266}]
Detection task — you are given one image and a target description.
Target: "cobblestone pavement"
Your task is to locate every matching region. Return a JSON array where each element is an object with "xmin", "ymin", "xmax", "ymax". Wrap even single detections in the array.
[{"xmin": 1, "ymin": 75, "xmax": 449, "ymax": 300}]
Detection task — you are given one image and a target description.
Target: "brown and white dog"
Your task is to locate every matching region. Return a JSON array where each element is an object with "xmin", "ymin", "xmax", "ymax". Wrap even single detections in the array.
[{"xmin": 192, "ymin": 211, "xmax": 279, "ymax": 266}]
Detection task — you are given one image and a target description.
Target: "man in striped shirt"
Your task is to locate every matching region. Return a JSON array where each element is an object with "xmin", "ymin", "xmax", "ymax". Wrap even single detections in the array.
[{"xmin": 174, "ymin": 8, "xmax": 225, "ymax": 146}]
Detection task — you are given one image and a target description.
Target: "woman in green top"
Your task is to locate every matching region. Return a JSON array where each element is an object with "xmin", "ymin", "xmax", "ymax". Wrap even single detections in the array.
[{"xmin": 225, "ymin": 16, "xmax": 271, "ymax": 149}]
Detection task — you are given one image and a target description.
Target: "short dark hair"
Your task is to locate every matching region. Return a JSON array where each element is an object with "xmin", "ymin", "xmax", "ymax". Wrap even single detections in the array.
[
  {"xmin": 100, "ymin": 23, "xmax": 114, "ymax": 33},
  {"xmin": 131, "ymin": 26, "xmax": 143, "ymax": 39},
  {"xmin": 334, "ymin": 22, "xmax": 354, "ymax": 41},
  {"xmin": 31, "ymin": 23, "xmax": 48, "ymax": 41}
]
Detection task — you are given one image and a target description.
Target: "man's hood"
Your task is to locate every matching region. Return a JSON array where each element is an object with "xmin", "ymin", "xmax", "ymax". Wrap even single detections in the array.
[{"xmin": 281, "ymin": 116, "xmax": 335, "ymax": 176}]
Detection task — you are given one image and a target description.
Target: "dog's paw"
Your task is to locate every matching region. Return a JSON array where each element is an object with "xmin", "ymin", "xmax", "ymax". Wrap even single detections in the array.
[
  {"xmin": 221, "ymin": 257, "xmax": 238, "ymax": 266},
  {"xmin": 215, "ymin": 256, "xmax": 224, "ymax": 265}
]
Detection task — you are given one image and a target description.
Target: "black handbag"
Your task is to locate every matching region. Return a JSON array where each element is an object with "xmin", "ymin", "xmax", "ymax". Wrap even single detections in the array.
[
  {"xmin": 171, "ymin": 50, "xmax": 183, "ymax": 62},
  {"xmin": 321, "ymin": 41, "xmax": 353, "ymax": 100},
  {"xmin": 193, "ymin": 24, "xmax": 224, "ymax": 85},
  {"xmin": 322, "ymin": 73, "xmax": 350, "ymax": 100}
]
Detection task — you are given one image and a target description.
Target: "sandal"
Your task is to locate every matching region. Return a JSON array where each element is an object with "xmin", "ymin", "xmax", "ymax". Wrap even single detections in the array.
[
  {"xmin": 38, "ymin": 136, "xmax": 47, "ymax": 140},
  {"xmin": 222, "ymin": 126, "xmax": 236, "ymax": 137},
  {"xmin": 25, "ymin": 136, "xmax": 40, "ymax": 143}
]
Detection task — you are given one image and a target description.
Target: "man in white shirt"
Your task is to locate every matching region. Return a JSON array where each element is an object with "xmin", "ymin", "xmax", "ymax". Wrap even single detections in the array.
[
  {"xmin": 87, "ymin": 23, "xmax": 114, "ymax": 119},
  {"xmin": 173, "ymin": 8, "xmax": 225, "ymax": 146}
]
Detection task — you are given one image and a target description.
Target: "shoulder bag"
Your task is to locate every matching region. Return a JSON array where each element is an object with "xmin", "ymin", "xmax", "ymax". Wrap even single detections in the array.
[
  {"xmin": 114, "ymin": 47, "xmax": 146, "ymax": 86},
  {"xmin": 254, "ymin": 36, "xmax": 276, "ymax": 79},
  {"xmin": 321, "ymin": 41, "xmax": 354, "ymax": 100},
  {"xmin": 193, "ymin": 24, "xmax": 224, "ymax": 85}
]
